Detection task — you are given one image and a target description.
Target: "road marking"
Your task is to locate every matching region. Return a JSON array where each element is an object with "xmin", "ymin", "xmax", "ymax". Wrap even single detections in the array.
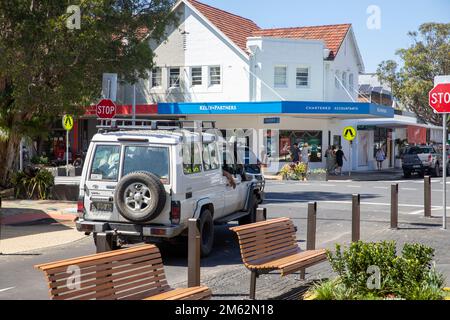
[
  {"xmin": 374, "ymin": 186, "xmax": 388, "ymax": 189},
  {"xmin": 402, "ymin": 188, "xmax": 418, "ymax": 191},
  {"xmin": 347, "ymin": 185, "xmax": 361, "ymax": 188},
  {"xmin": 266, "ymin": 198, "xmax": 442, "ymax": 209},
  {"xmin": 407, "ymin": 207, "xmax": 443, "ymax": 215},
  {"xmin": 319, "ymin": 184, "xmax": 336, "ymax": 187},
  {"xmin": 0, "ymin": 287, "xmax": 15, "ymax": 293}
]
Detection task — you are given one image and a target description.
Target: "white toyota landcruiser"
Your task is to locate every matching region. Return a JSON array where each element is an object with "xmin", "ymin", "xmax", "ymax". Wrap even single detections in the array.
[{"xmin": 76, "ymin": 119, "xmax": 264, "ymax": 256}]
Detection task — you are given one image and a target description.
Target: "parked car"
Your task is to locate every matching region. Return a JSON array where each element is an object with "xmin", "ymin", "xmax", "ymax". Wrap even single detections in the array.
[
  {"xmin": 402, "ymin": 145, "xmax": 444, "ymax": 178},
  {"xmin": 76, "ymin": 119, "xmax": 264, "ymax": 256}
]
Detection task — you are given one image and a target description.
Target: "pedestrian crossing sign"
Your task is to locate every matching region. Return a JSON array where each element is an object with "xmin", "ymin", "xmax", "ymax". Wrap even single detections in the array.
[
  {"xmin": 343, "ymin": 126, "xmax": 356, "ymax": 141},
  {"xmin": 62, "ymin": 115, "xmax": 74, "ymax": 131}
]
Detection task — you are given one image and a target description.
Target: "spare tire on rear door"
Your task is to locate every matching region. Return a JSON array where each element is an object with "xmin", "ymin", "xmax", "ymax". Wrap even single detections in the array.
[{"xmin": 114, "ymin": 171, "xmax": 166, "ymax": 223}]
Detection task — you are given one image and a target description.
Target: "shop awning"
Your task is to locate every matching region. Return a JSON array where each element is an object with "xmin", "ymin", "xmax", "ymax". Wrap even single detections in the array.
[
  {"xmin": 158, "ymin": 101, "xmax": 394, "ymax": 119},
  {"xmin": 356, "ymin": 116, "xmax": 442, "ymax": 130}
]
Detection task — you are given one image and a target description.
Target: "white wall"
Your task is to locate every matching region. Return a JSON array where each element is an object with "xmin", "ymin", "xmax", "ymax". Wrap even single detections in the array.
[
  {"xmin": 328, "ymin": 32, "xmax": 361, "ymax": 102},
  {"xmin": 247, "ymin": 37, "xmax": 325, "ymax": 102}
]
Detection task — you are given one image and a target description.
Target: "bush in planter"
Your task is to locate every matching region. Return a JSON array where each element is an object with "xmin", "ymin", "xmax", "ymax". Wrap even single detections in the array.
[
  {"xmin": 279, "ymin": 163, "xmax": 307, "ymax": 180},
  {"xmin": 10, "ymin": 168, "xmax": 54, "ymax": 200},
  {"xmin": 305, "ymin": 241, "xmax": 445, "ymax": 300}
]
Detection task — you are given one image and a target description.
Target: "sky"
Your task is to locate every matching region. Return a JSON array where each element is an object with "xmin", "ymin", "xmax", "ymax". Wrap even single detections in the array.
[{"xmin": 198, "ymin": 0, "xmax": 450, "ymax": 73}]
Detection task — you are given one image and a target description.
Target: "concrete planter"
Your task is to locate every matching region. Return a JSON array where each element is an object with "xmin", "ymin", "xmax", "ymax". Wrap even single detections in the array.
[{"xmin": 307, "ymin": 173, "xmax": 328, "ymax": 181}]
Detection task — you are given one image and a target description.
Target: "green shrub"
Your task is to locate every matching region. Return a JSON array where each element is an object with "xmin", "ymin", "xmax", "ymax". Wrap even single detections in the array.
[
  {"xmin": 30, "ymin": 155, "xmax": 49, "ymax": 165},
  {"xmin": 310, "ymin": 241, "xmax": 446, "ymax": 300},
  {"xmin": 10, "ymin": 169, "xmax": 54, "ymax": 200}
]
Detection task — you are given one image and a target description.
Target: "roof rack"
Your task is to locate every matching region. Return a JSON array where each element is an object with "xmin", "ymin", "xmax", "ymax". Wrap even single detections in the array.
[{"xmin": 96, "ymin": 118, "xmax": 216, "ymax": 133}]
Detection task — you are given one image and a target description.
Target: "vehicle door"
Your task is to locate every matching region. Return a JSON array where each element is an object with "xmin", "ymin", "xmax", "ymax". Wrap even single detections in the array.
[{"xmin": 83, "ymin": 143, "xmax": 122, "ymax": 222}]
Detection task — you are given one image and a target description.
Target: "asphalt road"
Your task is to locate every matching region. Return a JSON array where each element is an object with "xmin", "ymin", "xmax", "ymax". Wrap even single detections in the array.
[{"xmin": 1, "ymin": 175, "xmax": 449, "ymax": 300}]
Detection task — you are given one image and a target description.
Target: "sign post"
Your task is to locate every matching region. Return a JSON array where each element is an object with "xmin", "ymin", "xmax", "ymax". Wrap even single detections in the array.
[
  {"xmin": 62, "ymin": 115, "xmax": 74, "ymax": 177},
  {"xmin": 429, "ymin": 78, "xmax": 450, "ymax": 229},
  {"xmin": 343, "ymin": 126, "xmax": 357, "ymax": 177}
]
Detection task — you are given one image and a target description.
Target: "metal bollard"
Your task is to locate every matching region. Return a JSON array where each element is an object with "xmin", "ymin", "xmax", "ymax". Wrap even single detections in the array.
[
  {"xmin": 306, "ymin": 202, "xmax": 317, "ymax": 250},
  {"xmin": 188, "ymin": 218, "xmax": 201, "ymax": 288},
  {"xmin": 424, "ymin": 176, "xmax": 431, "ymax": 217},
  {"xmin": 352, "ymin": 194, "xmax": 360, "ymax": 242},
  {"xmin": 256, "ymin": 207, "xmax": 267, "ymax": 222},
  {"xmin": 300, "ymin": 202, "xmax": 317, "ymax": 280},
  {"xmin": 391, "ymin": 184, "xmax": 398, "ymax": 229}
]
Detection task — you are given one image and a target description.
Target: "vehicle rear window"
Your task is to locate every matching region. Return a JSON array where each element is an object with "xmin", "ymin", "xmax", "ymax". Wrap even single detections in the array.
[
  {"xmin": 123, "ymin": 146, "xmax": 170, "ymax": 183},
  {"xmin": 406, "ymin": 147, "xmax": 433, "ymax": 155},
  {"xmin": 90, "ymin": 145, "xmax": 121, "ymax": 181}
]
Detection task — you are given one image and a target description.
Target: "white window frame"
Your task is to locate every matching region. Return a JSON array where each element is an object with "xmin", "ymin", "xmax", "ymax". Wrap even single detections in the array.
[
  {"xmin": 335, "ymin": 70, "xmax": 341, "ymax": 89},
  {"xmin": 349, "ymin": 73, "xmax": 354, "ymax": 93},
  {"xmin": 296, "ymin": 66, "xmax": 310, "ymax": 88},
  {"xmin": 191, "ymin": 66, "xmax": 202, "ymax": 86},
  {"xmin": 208, "ymin": 66, "xmax": 221, "ymax": 86},
  {"xmin": 342, "ymin": 71, "xmax": 347, "ymax": 89},
  {"xmin": 169, "ymin": 67, "xmax": 180, "ymax": 88},
  {"xmin": 274, "ymin": 65, "xmax": 288, "ymax": 87},
  {"xmin": 150, "ymin": 67, "xmax": 162, "ymax": 88}
]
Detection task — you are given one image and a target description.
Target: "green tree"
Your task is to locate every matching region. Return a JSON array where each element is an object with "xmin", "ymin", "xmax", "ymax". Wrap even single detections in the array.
[
  {"xmin": 0, "ymin": 0, "xmax": 176, "ymax": 186},
  {"xmin": 377, "ymin": 23, "xmax": 450, "ymax": 125}
]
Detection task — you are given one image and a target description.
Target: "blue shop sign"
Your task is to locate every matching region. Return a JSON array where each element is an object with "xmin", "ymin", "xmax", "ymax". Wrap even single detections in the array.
[{"xmin": 158, "ymin": 101, "xmax": 394, "ymax": 118}]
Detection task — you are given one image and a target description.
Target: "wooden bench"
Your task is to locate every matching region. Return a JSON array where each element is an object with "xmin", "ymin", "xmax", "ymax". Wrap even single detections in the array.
[
  {"xmin": 34, "ymin": 244, "xmax": 211, "ymax": 300},
  {"xmin": 230, "ymin": 217, "xmax": 327, "ymax": 299}
]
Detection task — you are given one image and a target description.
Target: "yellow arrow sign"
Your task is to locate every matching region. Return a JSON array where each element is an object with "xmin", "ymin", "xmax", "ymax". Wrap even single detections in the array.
[
  {"xmin": 62, "ymin": 115, "xmax": 74, "ymax": 131},
  {"xmin": 343, "ymin": 126, "xmax": 356, "ymax": 141}
]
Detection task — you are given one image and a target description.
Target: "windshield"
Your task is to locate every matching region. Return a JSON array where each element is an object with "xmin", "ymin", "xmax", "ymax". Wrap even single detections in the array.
[
  {"xmin": 123, "ymin": 146, "xmax": 170, "ymax": 183},
  {"xmin": 406, "ymin": 147, "xmax": 434, "ymax": 155},
  {"xmin": 90, "ymin": 145, "xmax": 121, "ymax": 181}
]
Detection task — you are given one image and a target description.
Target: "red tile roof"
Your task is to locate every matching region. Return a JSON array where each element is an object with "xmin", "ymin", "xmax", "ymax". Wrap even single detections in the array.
[
  {"xmin": 186, "ymin": 1, "xmax": 350, "ymax": 59},
  {"xmin": 187, "ymin": 0, "xmax": 260, "ymax": 53},
  {"xmin": 252, "ymin": 24, "xmax": 351, "ymax": 59}
]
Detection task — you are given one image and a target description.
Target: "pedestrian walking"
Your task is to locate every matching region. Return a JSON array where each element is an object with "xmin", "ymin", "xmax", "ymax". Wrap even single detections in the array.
[
  {"xmin": 325, "ymin": 145, "xmax": 336, "ymax": 174},
  {"xmin": 335, "ymin": 145, "xmax": 347, "ymax": 175},
  {"xmin": 375, "ymin": 147, "xmax": 386, "ymax": 171},
  {"xmin": 301, "ymin": 143, "xmax": 310, "ymax": 171},
  {"xmin": 289, "ymin": 143, "xmax": 301, "ymax": 164}
]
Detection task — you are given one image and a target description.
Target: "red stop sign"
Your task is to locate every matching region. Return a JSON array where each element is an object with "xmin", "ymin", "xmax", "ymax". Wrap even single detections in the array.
[
  {"xmin": 96, "ymin": 99, "xmax": 117, "ymax": 119},
  {"xmin": 429, "ymin": 83, "xmax": 450, "ymax": 113}
]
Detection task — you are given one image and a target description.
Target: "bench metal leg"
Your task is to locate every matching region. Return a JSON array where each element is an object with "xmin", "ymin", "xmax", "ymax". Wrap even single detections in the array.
[
  {"xmin": 300, "ymin": 268, "xmax": 306, "ymax": 280},
  {"xmin": 249, "ymin": 270, "xmax": 258, "ymax": 300}
]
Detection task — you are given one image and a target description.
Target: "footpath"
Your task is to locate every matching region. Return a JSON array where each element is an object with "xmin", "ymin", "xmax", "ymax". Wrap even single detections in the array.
[{"xmin": 0, "ymin": 200, "xmax": 82, "ymax": 254}]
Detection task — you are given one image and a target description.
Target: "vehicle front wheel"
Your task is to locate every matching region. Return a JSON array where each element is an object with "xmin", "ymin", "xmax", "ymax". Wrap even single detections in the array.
[
  {"xmin": 199, "ymin": 209, "xmax": 214, "ymax": 257},
  {"xmin": 403, "ymin": 170, "xmax": 411, "ymax": 178}
]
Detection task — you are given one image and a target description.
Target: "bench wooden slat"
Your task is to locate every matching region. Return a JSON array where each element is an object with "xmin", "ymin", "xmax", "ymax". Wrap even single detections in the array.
[
  {"xmin": 48, "ymin": 254, "xmax": 162, "ymax": 285},
  {"xmin": 35, "ymin": 244, "xmax": 157, "ymax": 271},
  {"xmin": 35, "ymin": 244, "xmax": 211, "ymax": 300},
  {"xmin": 230, "ymin": 217, "xmax": 290, "ymax": 233},
  {"xmin": 145, "ymin": 286, "xmax": 211, "ymax": 300},
  {"xmin": 50, "ymin": 264, "xmax": 165, "ymax": 295},
  {"xmin": 237, "ymin": 225, "xmax": 296, "ymax": 243}
]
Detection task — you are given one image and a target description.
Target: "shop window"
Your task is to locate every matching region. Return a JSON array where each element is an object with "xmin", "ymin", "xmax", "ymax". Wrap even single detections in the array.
[
  {"xmin": 279, "ymin": 130, "xmax": 323, "ymax": 162},
  {"xmin": 209, "ymin": 66, "xmax": 221, "ymax": 85},
  {"xmin": 296, "ymin": 67, "xmax": 309, "ymax": 87},
  {"xmin": 274, "ymin": 66, "xmax": 287, "ymax": 87},
  {"xmin": 373, "ymin": 128, "xmax": 388, "ymax": 157},
  {"xmin": 335, "ymin": 70, "xmax": 341, "ymax": 89},
  {"xmin": 151, "ymin": 67, "xmax": 162, "ymax": 88},
  {"xmin": 169, "ymin": 67, "xmax": 180, "ymax": 88},
  {"xmin": 191, "ymin": 67, "xmax": 202, "ymax": 86}
]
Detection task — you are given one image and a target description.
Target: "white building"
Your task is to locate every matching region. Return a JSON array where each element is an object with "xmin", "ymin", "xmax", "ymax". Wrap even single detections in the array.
[{"xmin": 116, "ymin": 0, "xmax": 395, "ymax": 173}]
